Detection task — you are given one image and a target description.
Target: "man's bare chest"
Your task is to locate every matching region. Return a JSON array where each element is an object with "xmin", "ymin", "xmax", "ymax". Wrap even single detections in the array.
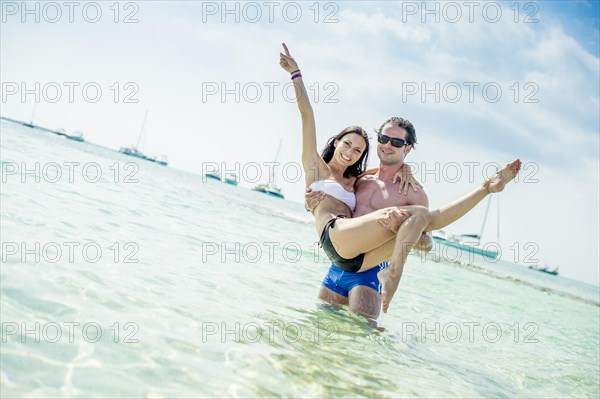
[{"xmin": 355, "ymin": 179, "xmax": 413, "ymax": 213}]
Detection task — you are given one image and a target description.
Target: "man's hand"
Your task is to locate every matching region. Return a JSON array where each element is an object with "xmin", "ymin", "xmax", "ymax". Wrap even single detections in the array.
[
  {"xmin": 305, "ymin": 187, "xmax": 325, "ymax": 212},
  {"xmin": 377, "ymin": 208, "xmax": 411, "ymax": 233}
]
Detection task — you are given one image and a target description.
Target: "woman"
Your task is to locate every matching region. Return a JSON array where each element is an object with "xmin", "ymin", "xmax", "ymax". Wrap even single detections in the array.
[{"xmin": 279, "ymin": 44, "xmax": 441, "ymax": 311}]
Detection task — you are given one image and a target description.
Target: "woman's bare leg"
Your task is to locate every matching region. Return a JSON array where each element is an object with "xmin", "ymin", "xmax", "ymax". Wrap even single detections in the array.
[
  {"xmin": 329, "ymin": 206, "xmax": 426, "ymax": 259},
  {"xmin": 329, "ymin": 161, "xmax": 521, "ymax": 254},
  {"xmin": 426, "ymin": 160, "xmax": 521, "ymax": 232},
  {"xmin": 354, "ymin": 207, "xmax": 428, "ymax": 270}
]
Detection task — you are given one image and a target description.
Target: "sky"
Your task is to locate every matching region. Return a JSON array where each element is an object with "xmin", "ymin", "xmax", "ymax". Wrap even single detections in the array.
[{"xmin": 1, "ymin": 0, "xmax": 599, "ymax": 286}]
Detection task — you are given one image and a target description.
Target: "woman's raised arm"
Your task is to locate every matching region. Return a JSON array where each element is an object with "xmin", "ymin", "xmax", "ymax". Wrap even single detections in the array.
[{"xmin": 280, "ymin": 43, "xmax": 326, "ymax": 183}]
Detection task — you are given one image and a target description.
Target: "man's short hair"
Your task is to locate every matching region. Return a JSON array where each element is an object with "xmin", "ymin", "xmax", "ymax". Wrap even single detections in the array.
[{"xmin": 376, "ymin": 117, "xmax": 417, "ymax": 148}]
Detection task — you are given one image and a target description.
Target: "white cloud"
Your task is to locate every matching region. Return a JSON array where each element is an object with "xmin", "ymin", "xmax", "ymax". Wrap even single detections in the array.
[
  {"xmin": 527, "ymin": 27, "xmax": 600, "ymax": 74},
  {"xmin": 329, "ymin": 10, "xmax": 432, "ymax": 42}
]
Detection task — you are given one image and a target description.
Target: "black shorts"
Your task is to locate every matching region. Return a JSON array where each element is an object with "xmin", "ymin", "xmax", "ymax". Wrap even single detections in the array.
[{"xmin": 319, "ymin": 215, "xmax": 364, "ymax": 273}]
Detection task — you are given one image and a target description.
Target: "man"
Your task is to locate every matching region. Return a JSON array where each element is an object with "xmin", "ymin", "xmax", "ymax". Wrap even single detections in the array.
[{"xmin": 307, "ymin": 117, "xmax": 521, "ymax": 318}]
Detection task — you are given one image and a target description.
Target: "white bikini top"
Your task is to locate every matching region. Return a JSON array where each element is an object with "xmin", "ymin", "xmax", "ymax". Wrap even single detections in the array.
[{"xmin": 308, "ymin": 179, "xmax": 356, "ymax": 212}]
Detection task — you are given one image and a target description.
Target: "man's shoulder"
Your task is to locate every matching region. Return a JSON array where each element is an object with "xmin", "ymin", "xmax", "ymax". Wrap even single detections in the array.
[
  {"xmin": 356, "ymin": 174, "xmax": 380, "ymax": 185},
  {"xmin": 382, "ymin": 182, "xmax": 429, "ymax": 207}
]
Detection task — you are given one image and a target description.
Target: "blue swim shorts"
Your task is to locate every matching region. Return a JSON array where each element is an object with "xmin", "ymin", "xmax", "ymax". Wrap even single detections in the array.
[{"xmin": 321, "ymin": 261, "xmax": 389, "ymax": 297}]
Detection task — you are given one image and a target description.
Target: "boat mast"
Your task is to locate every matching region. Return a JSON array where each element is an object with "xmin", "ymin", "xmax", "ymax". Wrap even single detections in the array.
[
  {"xmin": 478, "ymin": 196, "xmax": 492, "ymax": 243},
  {"xmin": 30, "ymin": 103, "xmax": 37, "ymax": 125},
  {"xmin": 136, "ymin": 111, "xmax": 148, "ymax": 150},
  {"xmin": 271, "ymin": 138, "xmax": 282, "ymax": 184},
  {"xmin": 497, "ymin": 196, "xmax": 500, "ymax": 243}
]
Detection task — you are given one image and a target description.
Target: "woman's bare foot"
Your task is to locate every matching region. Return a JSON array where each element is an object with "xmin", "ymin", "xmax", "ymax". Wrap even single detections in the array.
[
  {"xmin": 486, "ymin": 159, "xmax": 522, "ymax": 193},
  {"xmin": 377, "ymin": 266, "xmax": 401, "ymax": 313},
  {"xmin": 378, "ymin": 209, "xmax": 411, "ymax": 234}
]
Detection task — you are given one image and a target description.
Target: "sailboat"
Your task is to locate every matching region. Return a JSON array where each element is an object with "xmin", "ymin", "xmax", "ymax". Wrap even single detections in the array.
[
  {"xmin": 528, "ymin": 262, "xmax": 559, "ymax": 276},
  {"xmin": 432, "ymin": 196, "xmax": 499, "ymax": 259},
  {"xmin": 23, "ymin": 104, "xmax": 36, "ymax": 128},
  {"xmin": 54, "ymin": 127, "xmax": 85, "ymax": 142},
  {"xmin": 253, "ymin": 139, "xmax": 284, "ymax": 199},
  {"xmin": 204, "ymin": 171, "xmax": 222, "ymax": 181},
  {"xmin": 119, "ymin": 111, "xmax": 168, "ymax": 166},
  {"xmin": 66, "ymin": 130, "xmax": 85, "ymax": 142},
  {"xmin": 224, "ymin": 172, "xmax": 238, "ymax": 186}
]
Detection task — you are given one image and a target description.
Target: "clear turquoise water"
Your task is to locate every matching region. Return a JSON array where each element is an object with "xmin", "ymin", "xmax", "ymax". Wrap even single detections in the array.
[{"xmin": 1, "ymin": 120, "xmax": 599, "ymax": 398}]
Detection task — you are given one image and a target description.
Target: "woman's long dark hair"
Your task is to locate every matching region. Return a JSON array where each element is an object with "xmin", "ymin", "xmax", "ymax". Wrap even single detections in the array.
[{"xmin": 321, "ymin": 126, "xmax": 370, "ymax": 178}]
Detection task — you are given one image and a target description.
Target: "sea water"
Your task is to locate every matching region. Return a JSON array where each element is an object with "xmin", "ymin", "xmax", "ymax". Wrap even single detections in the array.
[{"xmin": 1, "ymin": 120, "xmax": 599, "ymax": 398}]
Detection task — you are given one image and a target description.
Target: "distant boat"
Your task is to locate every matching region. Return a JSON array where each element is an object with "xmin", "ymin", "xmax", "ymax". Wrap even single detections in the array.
[
  {"xmin": 203, "ymin": 170, "xmax": 238, "ymax": 186},
  {"xmin": 253, "ymin": 182, "xmax": 284, "ymax": 198},
  {"xmin": 24, "ymin": 104, "xmax": 37, "ymax": 128},
  {"xmin": 529, "ymin": 264, "xmax": 559, "ymax": 276},
  {"xmin": 205, "ymin": 172, "xmax": 222, "ymax": 181},
  {"xmin": 119, "ymin": 111, "xmax": 168, "ymax": 166},
  {"xmin": 224, "ymin": 173, "xmax": 238, "ymax": 186},
  {"xmin": 432, "ymin": 231, "xmax": 498, "ymax": 259},
  {"xmin": 56, "ymin": 128, "xmax": 85, "ymax": 142},
  {"xmin": 2, "ymin": 115, "xmax": 50, "ymax": 132},
  {"xmin": 432, "ymin": 196, "xmax": 499, "ymax": 259},
  {"xmin": 66, "ymin": 130, "xmax": 85, "ymax": 142},
  {"xmin": 254, "ymin": 139, "xmax": 284, "ymax": 199},
  {"xmin": 120, "ymin": 146, "xmax": 168, "ymax": 166}
]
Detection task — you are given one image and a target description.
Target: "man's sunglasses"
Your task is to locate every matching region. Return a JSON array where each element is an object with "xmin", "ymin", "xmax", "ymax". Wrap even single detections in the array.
[{"xmin": 377, "ymin": 134, "xmax": 409, "ymax": 148}]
